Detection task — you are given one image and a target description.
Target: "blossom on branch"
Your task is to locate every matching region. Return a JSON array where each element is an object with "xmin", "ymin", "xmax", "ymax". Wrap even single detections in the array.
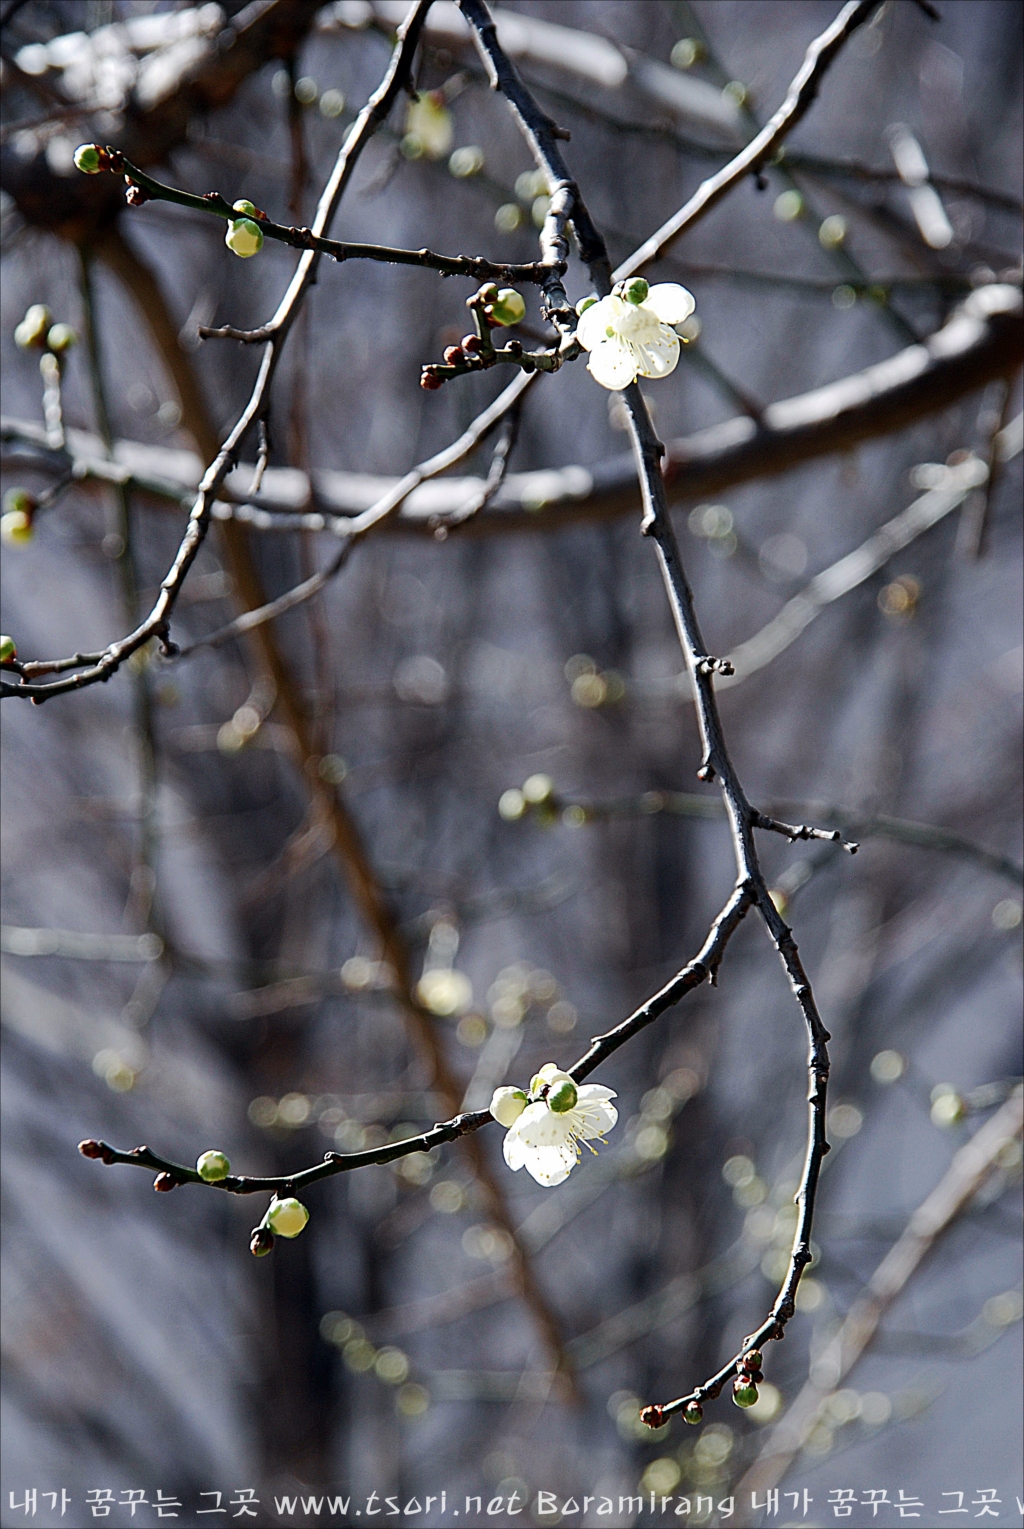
[
  {"xmin": 576, "ymin": 279, "xmax": 695, "ymax": 391},
  {"xmin": 490, "ymin": 1062, "xmax": 617, "ymax": 1186}
]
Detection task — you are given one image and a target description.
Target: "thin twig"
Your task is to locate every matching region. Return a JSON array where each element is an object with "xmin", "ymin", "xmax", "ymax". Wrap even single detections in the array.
[
  {"xmin": 546, "ymin": 789, "xmax": 1024, "ymax": 888},
  {"xmin": 98, "ymin": 152, "xmax": 562, "ymax": 292},
  {"xmin": 733, "ymin": 1087, "xmax": 1023, "ymax": 1514},
  {"xmin": 615, "ymin": 2, "xmax": 882, "ymax": 281},
  {"xmin": 0, "ymin": 1, "xmax": 435, "ymax": 703}
]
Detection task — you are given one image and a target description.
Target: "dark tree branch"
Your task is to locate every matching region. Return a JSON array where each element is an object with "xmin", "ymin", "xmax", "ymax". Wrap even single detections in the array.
[
  {"xmin": 8, "ymin": 285, "xmax": 1014, "ymax": 549},
  {"xmin": 0, "ymin": 0, "xmax": 435, "ymax": 703},
  {"xmin": 447, "ymin": 0, "xmax": 877, "ymax": 1425},
  {"xmin": 86, "ymin": 152, "xmax": 563, "ymax": 288}
]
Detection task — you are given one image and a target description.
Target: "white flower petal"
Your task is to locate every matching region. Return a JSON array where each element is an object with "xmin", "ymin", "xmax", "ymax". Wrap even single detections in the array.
[
  {"xmin": 576, "ymin": 1084, "xmax": 616, "ymax": 1104},
  {"xmin": 522, "ymin": 1143, "xmax": 577, "ymax": 1186},
  {"xmin": 615, "ymin": 305, "xmax": 663, "ymax": 344},
  {"xmin": 587, "ymin": 338, "xmax": 638, "ymax": 391},
  {"xmin": 576, "ymin": 295, "xmax": 621, "ymax": 352},
  {"xmin": 645, "ymin": 283, "xmax": 695, "ymax": 326},
  {"xmin": 572, "ymin": 1098, "xmax": 618, "ymax": 1139},
  {"xmin": 516, "ymin": 1104, "xmax": 574, "ymax": 1149},
  {"xmin": 502, "ymin": 1125, "xmax": 528, "ymax": 1170},
  {"xmin": 634, "ymin": 326, "xmax": 680, "ymax": 379}
]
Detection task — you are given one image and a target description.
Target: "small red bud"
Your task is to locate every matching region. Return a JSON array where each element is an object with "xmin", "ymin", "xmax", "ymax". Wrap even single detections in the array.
[
  {"xmin": 639, "ymin": 1404, "xmax": 665, "ymax": 1429},
  {"xmin": 443, "ymin": 345, "xmax": 464, "ymax": 364},
  {"xmin": 78, "ymin": 1139, "xmax": 104, "ymax": 1158},
  {"xmin": 420, "ymin": 371, "xmax": 443, "ymax": 391},
  {"xmin": 250, "ymin": 1227, "xmax": 275, "ymax": 1257},
  {"xmin": 153, "ymin": 1172, "xmax": 177, "ymax": 1192},
  {"xmin": 461, "ymin": 334, "xmax": 481, "ymax": 354},
  {"xmin": 741, "ymin": 1349, "xmax": 763, "ymax": 1372},
  {"xmin": 125, "ymin": 181, "xmax": 151, "ymax": 207}
]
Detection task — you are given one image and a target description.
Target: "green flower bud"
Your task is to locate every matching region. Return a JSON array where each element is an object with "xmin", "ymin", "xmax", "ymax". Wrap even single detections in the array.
[
  {"xmin": 733, "ymin": 1377, "xmax": 758, "ymax": 1408},
  {"xmin": 575, "ymin": 296, "xmax": 598, "ymax": 316},
  {"xmin": 489, "ymin": 1086, "xmax": 528, "ymax": 1128},
  {"xmin": 46, "ymin": 323, "xmax": 77, "ymax": 353},
  {"xmin": 620, "ymin": 277, "xmax": 649, "ymax": 305},
  {"xmin": 233, "ymin": 200, "xmax": 258, "ymax": 217},
  {"xmin": 225, "ymin": 218, "xmax": 264, "ymax": 258},
  {"xmin": 547, "ymin": 1078, "xmax": 578, "ymax": 1114},
  {"xmin": 15, "ymin": 305, "xmax": 52, "ymax": 349},
  {"xmin": 1, "ymin": 510, "xmax": 33, "ymax": 546},
  {"xmin": 0, "ymin": 635, "xmax": 17, "ymax": 666},
  {"xmin": 74, "ymin": 144, "xmax": 103, "ymax": 174},
  {"xmin": 196, "ymin": 1150, "xmax": 231, "ymax": 1182},
  {"xmin": 683, "ymin": 1402, "xmax": 703, "ymax": 1425},
  {"xmin": 489, "ymin": 288, "xmax": 526, "ymax": 326},
  {"xmin": 4, "ymin": 488, "xmax": 35, "ymax": 517},
  {"xmin": 741, "ymin": 1349, "xmax": 763, "ymax": 1372},
  {"xmin": 267, "ymin": 1196, "xmax": 309, "ymax": 1238}
]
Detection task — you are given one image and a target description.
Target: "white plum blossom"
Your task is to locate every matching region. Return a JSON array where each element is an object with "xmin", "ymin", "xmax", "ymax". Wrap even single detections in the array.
[
  {"xmin": 576, "ymin": 278, "xmax": 696, "ymax": 391},
  {"xmin": 490, "ymin": 1062, "xmax": 618, "ymax": 1187}
]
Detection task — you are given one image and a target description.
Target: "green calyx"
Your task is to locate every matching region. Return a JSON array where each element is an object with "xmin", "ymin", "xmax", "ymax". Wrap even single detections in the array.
[
  {"xmin": 620, "ymin": 277, "xmax": 649, "ymax": 306},
  {"xmin": 575, "ymin": 295, "xmax": 598, "ymax": 316},
  {"xmin": 547, "ymin": 1078, "xmax": 578, "ymax": 1114}
]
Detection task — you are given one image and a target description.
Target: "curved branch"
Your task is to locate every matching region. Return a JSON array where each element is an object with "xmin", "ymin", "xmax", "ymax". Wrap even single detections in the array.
[{"xmin": 9, "ymin": 285, "xmax": 1015, "ymax": 548}]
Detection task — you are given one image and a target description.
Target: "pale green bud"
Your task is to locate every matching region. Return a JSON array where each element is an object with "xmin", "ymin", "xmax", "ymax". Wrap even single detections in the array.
[
  {"xmin": 267, "ymin": 1197, "xmax": 309, "ymax": 1238},
  {"xmin": 620, "ymin": 277, "xmax": 649, "ymax": 305},
  {"xmin": 15, "ymin": 305, "xmax": 51, "ymax": 349},
  {"xmin": 575, "ymin": 296, "xmax": 598, "ymax": 316},
  {"xmin": 0, "ymin": 635, "xmax": 17, "ymax": 665},
  {"xmin": 232, "ymin": 200, "xmax": 258, "ymax": 217},
  {"xmin": 733, "ymin": 1378, "xmax": 758, "ymax": 1408},
  {"xmin": 490, "ymin": 1086, "xmax": 528, "ymax": 1128},
  {"xmin": 547, "ymin": 1077, "xmax": 578, "ymax": 1114},
  {"xmin": 46, "ymin": 323, "xmax": 77, "ymax": 353},
  {"xmin": 74, "ymin": 144, "xmax": 103, "ymax": 174},
  {"xmin": 196, "ymin": 1150, "xmax": 231, "ymax": 1182},
  {"xmin": 489, "ymin": 288, "xmax": 526, "ymax": 326},
  {"xmin": 225, "ymin": 218, "xmax": 264, "ymax": 258},
  {"xmin": 1, "ymin": 510, "xmax": 33, "ymax": 545}
]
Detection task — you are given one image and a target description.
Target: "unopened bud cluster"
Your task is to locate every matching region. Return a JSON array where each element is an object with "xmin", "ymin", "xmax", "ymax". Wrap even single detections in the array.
[
  {"xmin": 732, "ymin": 1345, "xmax": 764, "ymax": 1408},
  {"xmin": 421, "ymin": 283, "xmax": 527, "ymax": 389}
]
